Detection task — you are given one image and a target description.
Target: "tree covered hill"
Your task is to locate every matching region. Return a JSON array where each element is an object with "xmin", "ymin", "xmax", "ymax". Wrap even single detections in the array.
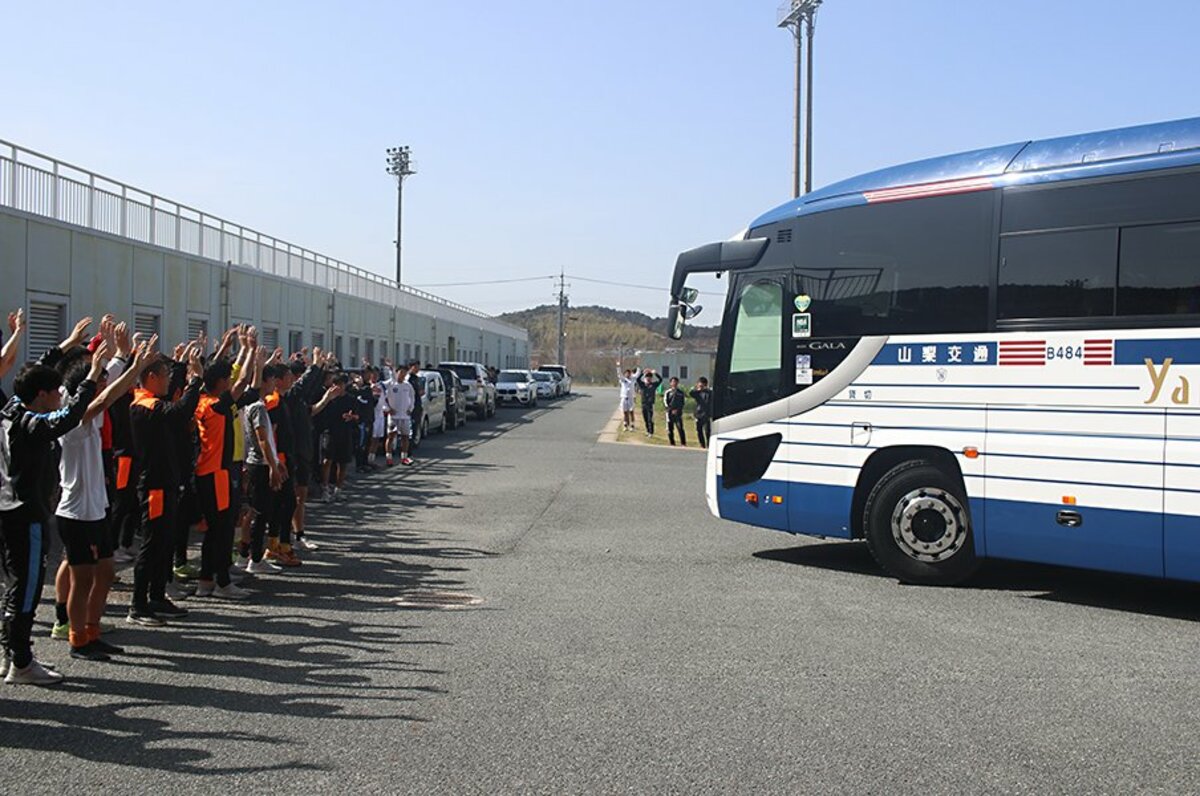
[{"xmin": 497, "ymin": 304, "xmax": 720, "ymax": 383}]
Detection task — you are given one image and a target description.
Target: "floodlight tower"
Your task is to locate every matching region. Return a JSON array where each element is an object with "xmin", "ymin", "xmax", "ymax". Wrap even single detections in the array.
[
  {"xmin": 778, "ymin": 1, "xmax": 822, "ymax": 197},
  {"xmin": 385, "ymin": 146, "xmax": 417, "ymax": 285}
]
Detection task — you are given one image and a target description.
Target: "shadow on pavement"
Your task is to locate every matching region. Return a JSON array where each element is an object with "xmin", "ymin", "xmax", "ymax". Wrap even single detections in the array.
[
  {"xmin": 754, "ymin": 540, "xmax": 1200, "ymax": 622},
  {"xmin": 6, "ymin": 403, "xmax": 530, "ymax": 776}
]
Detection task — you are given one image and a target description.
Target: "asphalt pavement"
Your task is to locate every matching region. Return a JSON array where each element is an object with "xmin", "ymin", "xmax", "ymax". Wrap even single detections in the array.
[{"xmin": 2, "ymin": 388, "xmax": 1199, "ymax": 794}]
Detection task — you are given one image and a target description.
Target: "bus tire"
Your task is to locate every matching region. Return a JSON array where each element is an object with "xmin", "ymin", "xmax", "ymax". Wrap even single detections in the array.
[{"xmin": 862, "ymin": 460, "xmax": 980, "ymax": 586}]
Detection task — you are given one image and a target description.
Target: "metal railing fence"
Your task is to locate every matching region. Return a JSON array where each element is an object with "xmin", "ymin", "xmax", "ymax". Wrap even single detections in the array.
[{"xmin": 0, "ymin": 139, "xmax": 525, "ymax": 338}]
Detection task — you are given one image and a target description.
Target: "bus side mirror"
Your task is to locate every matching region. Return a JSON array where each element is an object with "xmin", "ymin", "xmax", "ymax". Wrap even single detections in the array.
[
  {"xmin": 668, "ymin": 304, "xmax": 685, "ymax": 339},
  {"xmin": 682, "ymin": 304, "xmax": 703, "ymax": 320},
  {"xmin": 681, "ymin": 287, "xmax": 700, "ymax": 305}
]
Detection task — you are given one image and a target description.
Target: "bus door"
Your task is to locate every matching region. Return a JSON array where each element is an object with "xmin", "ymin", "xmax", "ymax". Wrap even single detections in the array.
[
  {"xmin": 1165, "ymin": 411, "xmax": 1200, "ymax": 580},
  {"xmin": 715, "ymin": 274, "xmax": 790, "ymax": 532},
  {"xmin": 983, "ymin": 403, "xmax": 1165, "ymax": 577}
]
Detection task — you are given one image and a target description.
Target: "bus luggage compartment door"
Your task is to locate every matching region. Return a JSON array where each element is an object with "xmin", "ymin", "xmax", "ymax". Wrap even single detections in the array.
[
  {"xmin": 1165, "ymin": 411, "xmax": 1200, "ymax": 582},
  {"xmin": 983, "ymin": 406, "xmax": 1164, "ymax": 577}
]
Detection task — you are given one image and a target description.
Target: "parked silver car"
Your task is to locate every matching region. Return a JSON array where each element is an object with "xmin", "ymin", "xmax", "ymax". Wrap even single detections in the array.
[{"xmin": 437, "ymin": 361, "xmax": 496, "ymax": 418}]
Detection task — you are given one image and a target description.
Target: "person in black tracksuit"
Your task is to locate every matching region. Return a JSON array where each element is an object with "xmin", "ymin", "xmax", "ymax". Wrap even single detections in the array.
[
  {"xmin": 285, "ymin": 357, "xmax": 327, "ymax": 548},
  {"xmin": 109, "ymin": 389, "xmax": 140, "ymax": 553},
  {"xmin": 663, "ymin": 377, "xmax": 687, "ymax": 447},
  {"xmin": 170, "ymin": 360, "xmax": 201, "ymax": 577},
  {"xmin": 406, "ymin": 361, "xmax": 424, "ymax": 446},
  {"xmin": 0, "ymin": 343, "xmax": 100, "ymax": 681},
  {"xmin": 636, "ymin": 369, "xmax": 662, "ymax": 436},
  {"xmin": 689, "ymin": 378, "xmax": 713, "ymax": 450},
  {"xmin": 127, "ymin": 351, "xmax": 203, "ymax": 625}
]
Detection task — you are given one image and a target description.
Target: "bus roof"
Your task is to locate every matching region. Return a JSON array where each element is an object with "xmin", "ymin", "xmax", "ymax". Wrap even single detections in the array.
[{"xmin": 750, "ymin": 116, "xmax": 1200, "ymax": 229}]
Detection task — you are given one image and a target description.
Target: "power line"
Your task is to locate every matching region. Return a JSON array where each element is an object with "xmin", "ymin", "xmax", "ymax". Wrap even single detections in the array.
[
  {"xmin": 566, "ymin": 274, "xmax": 725, "ymax": 297},
  {"xmin": 410, "ymin": 275, "xmax": 556, "ymax": 288}
]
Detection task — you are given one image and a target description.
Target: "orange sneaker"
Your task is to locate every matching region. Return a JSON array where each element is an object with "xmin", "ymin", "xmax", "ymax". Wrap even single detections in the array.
[{"xmin": 277, "ymin": 550, "xmax": 302, "ymax": 567}]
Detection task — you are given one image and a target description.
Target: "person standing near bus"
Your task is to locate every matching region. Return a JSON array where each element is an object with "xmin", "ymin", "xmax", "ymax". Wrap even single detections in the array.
[
  {"xmin": 689, "ymin": 377, "xmax": 712, "ymax": 449},
  {"xmin": 637, "ymin": 368, "xmax": 662, "ymax": 437},
  {"xmin": 616, "ymin": 361, "xmax": 639, "ymax": 432},
  {"xmin": 663, "ymin": 377, "xmax": 687, "ymax": 446}
]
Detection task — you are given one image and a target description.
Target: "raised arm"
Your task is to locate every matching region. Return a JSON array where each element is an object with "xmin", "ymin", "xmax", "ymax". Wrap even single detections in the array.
[
  {"xmin": 24, "ymin": 342, "xmax": 104, "ymax": 441},
  {"xmin": 0, "ymin": 308, "xmax": 26, "ymax": 378},
  {"xmin": 83, "ymin": 336, "xmax": 157, "ymax": 423}
]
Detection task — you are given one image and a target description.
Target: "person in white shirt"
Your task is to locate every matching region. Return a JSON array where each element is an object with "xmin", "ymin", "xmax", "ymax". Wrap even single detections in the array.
[
  {"xmin": 392, "ymin": 375, "xmax": 416, "ymax": 466},
  {"xmin": 379, "ymin": 360, "xmax": 405, "ymax": 466},
  {"xmin": 617, "ymin": 361, "xmax": 639, "ymax": 432},
  {"xmin": 52, "ymin": 322, "xmax": 153, "ymax": 661}
]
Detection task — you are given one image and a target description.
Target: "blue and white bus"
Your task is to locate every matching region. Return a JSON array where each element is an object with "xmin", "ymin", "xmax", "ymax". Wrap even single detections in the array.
[{"xmin": 668, "ymin": 117, "xmax": 1200, "ymax": 585}]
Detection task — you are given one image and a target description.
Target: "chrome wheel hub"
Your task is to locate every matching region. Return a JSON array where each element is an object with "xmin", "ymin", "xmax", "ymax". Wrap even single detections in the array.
[{"xmin": 890, "ymin": 487, "xmax": 967, "ymax": 562}]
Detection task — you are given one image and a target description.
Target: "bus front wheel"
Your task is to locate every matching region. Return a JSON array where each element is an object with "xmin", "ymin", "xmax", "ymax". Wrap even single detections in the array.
[{"xmin": 862, "ymin": 460, "xmax": 980, "ymax": 586}]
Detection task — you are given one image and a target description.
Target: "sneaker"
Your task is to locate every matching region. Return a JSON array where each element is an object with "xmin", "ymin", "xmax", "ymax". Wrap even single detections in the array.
[
  {"xmin": 50, "ymin": 622, "xmax": 70, "ymax": 641},
  {"xmin": 323, "ymin": 486, "xmax": 335, "ymax": 504},
  {"xmin": 127, "ymin": 607, "xmax": 166, "ymax": 627},
  {"xmin": 386, "ymin": 456, "xmax": 394, "ymax": 467},
  {"xmin": 333, "ymin": 487, "xmax": 343, "ymax": 502},
  {"xmin": 195, "ymin": 581, "xmax": 215, "ymax": 598},
  {"xmin": 227, "ymin": 566, "xmax": 247, "ymax": 582},
  {"xmin": 69, "ymin": 642, "xmax": 111, "ymax": 662},
  {"xmin": 112, "ymin": 547, "xmax": 135, "ymax": 565},
  {"xmin": 0, "ymin": 652, "xmax": 8, "ymax": 679},
  {"xmin": 173, "ymin": 563, "xmax": 200, "ymax": 580},
  {"xmin": 92, "ymin": 638, "xmax": 124, "ymax": 655},
  {"xmin": 165, "ymin": 582, "xmax": 192, "ymax": 601},
  {"xmin": 148, "ymin": 599, "xmax": 188, "ymax": 619},
  {"xmin": 401, "ymin": 457, "xmax": 413, "ymax": 466},
  {"xmin": 5, "ymin": 658, "xmax": 64, "ymax": 686},
  {"xmin": 212, "ymin": 583, "xmax": 251, "ymax": 600},
  {"xmin": 276, "ymin": 550, "xmax": 302, "ymax": 568},
  {"xmin": 234, "ymin": 554, "xmax": 251, "ymax": 570},
  {"xmin": 245, "ymin": 558, "xmax": 282, "ymax": 574},
  {"xmin": 99, "ymin": 620, "xmax": 118, "ymax": 635},
  {"xmin": 295, "ymin": 537, "xmax": 318, "ymax": 552}
]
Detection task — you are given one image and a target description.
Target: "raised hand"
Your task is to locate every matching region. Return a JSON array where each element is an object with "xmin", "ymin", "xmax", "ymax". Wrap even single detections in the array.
[
  {"xmin": 62, "ymin": 316, "xmax": 94, "ymax": 350},
  {"xmin": 187, "ymin": 346, "xmax": 204, "ymax": 381},
  {"xmin": 133, "ymin": 335, "xmax": 158, "ymax": 369},
  {"xmin": 114, "ymin": 321, "xmax": 132, "ymax": 357}
]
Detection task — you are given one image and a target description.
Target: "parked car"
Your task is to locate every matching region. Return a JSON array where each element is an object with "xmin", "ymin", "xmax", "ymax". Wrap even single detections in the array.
[
  {"xmin": 411, "ymin": 370, "xmax": 448, "ymax": 447},
  {"xmin": 537, "ymin": 364, "xmax": 572, "ymax": 395},
  {"xmin": 495, "ymin": 369, "xmax": 538, "ymax": 407},
  {"xmin": 437, "ymin": 367, "xmax": 469, "ymax": 430},
  {"xmin": 531, "ymin": 371, "xmax": 557, "ymax": 400},
  {"xmin": 545, "ymin": 371, "xmax": 565, "ymax": 396},
  {"xmin": 437, "ymin": 361, "xmax": 496, "ymax": 418}
]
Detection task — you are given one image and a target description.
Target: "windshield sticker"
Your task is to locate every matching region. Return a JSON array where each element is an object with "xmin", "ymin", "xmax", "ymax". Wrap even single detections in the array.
[
  {"xmin": 794, "ymin": 295, "xmax": 812, "ymax": 312},
  {"xmin": 792, "ymin": 313, "xmax": 811, "ymax": 338},
  {"xmin": 795, "ymin": 354, "xmax": 812, "ymax": 385}
]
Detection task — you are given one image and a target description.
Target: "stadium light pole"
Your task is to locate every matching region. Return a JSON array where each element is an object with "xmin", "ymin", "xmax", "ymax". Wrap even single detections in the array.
[
  {"xmin": 385, "ymin": 146, "xmax": 416, "ymax": 285},
  {"xmin": 778, "ymin": 1, "xmax": 823, "ymax": 196}
]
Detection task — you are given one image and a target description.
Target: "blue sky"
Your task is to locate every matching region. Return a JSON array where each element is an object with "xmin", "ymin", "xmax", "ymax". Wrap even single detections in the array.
[{"xmin": 3, "ymin": 1, "xmax": 1197, "ymax": 316}]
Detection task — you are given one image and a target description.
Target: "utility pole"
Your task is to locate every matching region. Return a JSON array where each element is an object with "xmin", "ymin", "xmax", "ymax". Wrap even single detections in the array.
[
  {"xmin": 385, "ymin": 146, "xmax": 416, "ymax": 285},
  {"xmin": 805, "ymin": 10, "xmax": 816, "ymax": 195},
  {"xmin": 555, "ymin": 269, "xmax": 568, "ymax": 366},
  {"xmin": 778, "ymin": 1, "xmax": 824, "ymax": 196}
]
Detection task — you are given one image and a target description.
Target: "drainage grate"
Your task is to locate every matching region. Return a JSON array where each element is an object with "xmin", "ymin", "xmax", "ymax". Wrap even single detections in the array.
[{"xmin": 394, "ymin": 590, "xmax": 484, "ymax": 610}]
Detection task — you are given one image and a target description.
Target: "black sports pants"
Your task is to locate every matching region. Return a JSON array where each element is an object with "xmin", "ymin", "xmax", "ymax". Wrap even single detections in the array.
[{"xmin": 0, "ymin": 513, "xmax": 48, "ymax": 668}]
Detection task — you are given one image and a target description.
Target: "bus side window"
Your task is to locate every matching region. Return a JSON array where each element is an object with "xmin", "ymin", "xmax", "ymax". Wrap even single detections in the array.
[
  {"xmin": 1118, "ymin": 221, "xmax": 1200, "ymax": 316},
  {"xmin": 997, "ymin": 229, "xmax": 1117, "ymax": 320}
]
